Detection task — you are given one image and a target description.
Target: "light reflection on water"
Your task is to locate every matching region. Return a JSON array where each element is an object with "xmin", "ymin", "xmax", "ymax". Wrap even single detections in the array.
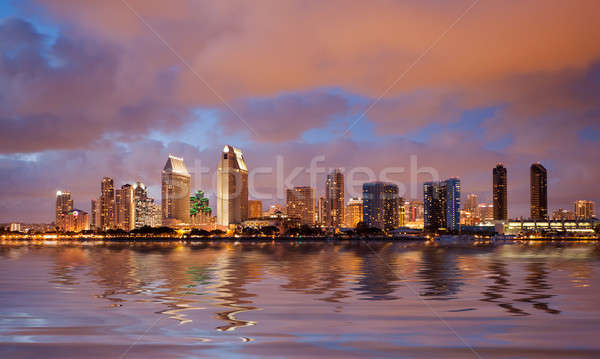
[{"xmin": 0, "ymin": 241, "xmax": 599, "ymax": 358}]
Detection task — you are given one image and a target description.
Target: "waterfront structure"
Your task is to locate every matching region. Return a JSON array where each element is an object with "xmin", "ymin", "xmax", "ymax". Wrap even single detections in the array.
[
  {"xmin": 362, "ymin": 182, "xmax": 399, "ymax": 230},
  {"xmin": 190, "ymin": 190, "xmax": 213, "ymax": 225},
  {"xmin": 464, "ymin": 194, "xmax": 478, "ymax": 212},
  {"xmin": 57, "ymin": 209, "xmax": 89, "ymax": 232},
  {"xmin": 424, "ymin": 178, "xmax": 461, "ymax": 232},
  {"xmin": 162, "ymin": 155, "xmax": 191, "ymax": 225},
  {"xmin": 530, "ymin": 163, "xmax": 548, "ymax": 220},
  {"xmin": 552, "ymin": 208, "xmax": 576, "ymax": 221},
  {"xmin": 115, "ymin": 184, "xmax": 135, "ymax": 231},
  {"xmin": 344, "ymin": 197, "xmax": 363, "ymax": 228},
  {"xmin": 55, "ymin": 191, "xmax": 73, "ymax": 226},
  {"xmin": 248, "ymin": 200, "xmax": 263, "ymax": 219},
  {"xmin": 574, "ymin": 200, "xmax": 595, "ymax": 220},
  {"xmin": 503, "ymin": 219, "xmax": 596, "ymax": 237},
  {"xmin": 100, "ymin": 177, "xmax": 115, "ymax": 230},
  {"xmin": 493, "ymin": 163, "xmax": 508, "ymax": 220},
  {"xmin": 217, "ymin": 145, "xmax": 249, "ymax": 226},
  {"xmin": 9, "ymin": 223, "xmax": 21, "ymax": 232},
  {"xmin": 265, "ymin": 204, "xmax": 285, "ymax": 216},
  {"xmin": 286, "ymin": 186, "xmax": 315, "ymax": 225},
  {"xmin": 325, "ymin": 169, "xmax": 344, "ymax": 227}
]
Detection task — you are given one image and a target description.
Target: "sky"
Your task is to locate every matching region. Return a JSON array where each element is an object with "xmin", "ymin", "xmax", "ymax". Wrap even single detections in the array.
[{"xmin": 1, "ymin": 0, "xmax": 599, "ymax": 223}]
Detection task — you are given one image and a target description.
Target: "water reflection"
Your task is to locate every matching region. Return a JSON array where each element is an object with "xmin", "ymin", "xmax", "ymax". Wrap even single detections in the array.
[
  {"xmin": 514, "ymin": 262, "xmax": 561, "ymax": 315},
  {"xmin": 418, "ymin": 247, "xmax": 464, "ymax": 299},
  {"xmin": 481, "ymin": 260, "xmax": 528, "ymax": 316}
]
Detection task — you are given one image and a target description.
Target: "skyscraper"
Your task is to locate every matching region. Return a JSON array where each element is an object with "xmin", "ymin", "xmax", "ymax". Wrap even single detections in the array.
[
  {"xmin": 318, "ymin": 196, "xmax": 327, "ymax": 225},
  {"xmin": 55, "ymin": 191, "xmax": 73, "ymax": 225},
  {"xmin": 217, "ymin": 145, "xmax": 249, "ymax": 226},
  {"xmin": 100, "ymin": 177, "xmax": 115, "ymax": 230},
  {"xmin": 248, "ymin": 200, "xmax": 263, "ymax": 219},
  {"xmin": 574, "ymin": 200, "xmax": 595, "ymax": 220},
  {"xmin": 362, "ymin": 182, "xmax": 399, "ymax": 230},
  {"xmin": 115, "ymin": 184, "xmax": 135, "ymax": 231},
  {"xmin": 90, "ymin": 198, "xmax": 100, "ymax": 230},
  {"xmin": 286, "ymin": 186, "xmax": 315, "ymax": 225},
  {"xmin": 345, "ymin": 197, "xmax": 363, "ymax": 228},
  {"xmin": 530, "ymin": 163, "xmax": 548, "ymax": 220},
  {"xmin": 325, "ymin": 169, "xmax": 344, "ymax": 227},
  {"xmin": 162, "ymin": 155, "xmax": 191, "ymax": 225},
  {"xmin": 464, "ymin": 194, "xmax": 478, "ymax": 212},
  {"xmin": 493, "ymin": 163, "xmax": 508, "ymax": 220},
  {"xmin": 424, "ymin": 178, "xmax": 461, "ymax": 232}
]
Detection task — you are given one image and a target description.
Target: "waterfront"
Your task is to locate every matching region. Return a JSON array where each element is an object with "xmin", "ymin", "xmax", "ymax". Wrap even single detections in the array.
[{"xmin": 1, "ymin": 241, "xmax": 600, "ymax": 358}]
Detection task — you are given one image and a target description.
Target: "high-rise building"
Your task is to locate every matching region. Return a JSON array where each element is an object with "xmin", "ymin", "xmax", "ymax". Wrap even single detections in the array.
[
  {"xmin": 317, "ymin": 197, "xmax": 327, "ymax": 225},
  {"xmin": 162, "ymin": 155, "xmax": 191, "ymax": 225},
  {"xmin": 90, "ymin": 198, "xmax": 101, "ymax": 230},
  {"xmin": 100, "ymin": 177, "xmax": 115, "ymax": 230},
  {"xmin": 190, "ymin": 190, "xmax": 213, "ymax": 225},
  {"xmin": 115, "ymin": 184, "xmax": 135, "ymax": 231},
  {"xmin": 345, "ymin": 197, "xmax": 363, "ymax": 228},
  {"xmin": 424, "ymin": 178, "xmax": 461, "ymax": 232},
  {"xmin": 406, "ymin": 200, "xmax": 424, "ymax": 223},
  {"xmin": 362, "ymin": 182, "xmax": 399, "ymax": 230},
  {"xmin": 530, "ymin": 163, "xmax": 548, "ymax": 220},
  {"xmin": 248, "ymin": 200, "xmax": 263, "ymax": 219},
  {"xmin": 574, "ymin": 200, "xmax": 595, "ymax": 220},
  {"xmin": 55, "ymin": 191, "xmax": 73, "ymax": 225},
  {"xmin": 325, "ymin": 169, "xmax": 344, "ymax": 227},
  {"xmin": 476, "ymin": 203, "xmax": 494, "ymax": 223},
  {"xmin": 493, "ymin": 163, "xmax": 508, "ymax": 221},
  {"xmin": 286, "ymin": 187, "xmax": 316, "ymax": 225},
  {"xmin": 217, "ymin": 145, "xmax": 249, "ymax": 226},
  {"xmin": 464, "ymin": 194, "xmax": 478, "ymax": 212}
]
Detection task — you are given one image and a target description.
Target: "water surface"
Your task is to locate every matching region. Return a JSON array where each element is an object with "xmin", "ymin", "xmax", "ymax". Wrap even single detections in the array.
[{"xmin": 1, "ymin": 240, "xmax": 599, "ymax": 358}]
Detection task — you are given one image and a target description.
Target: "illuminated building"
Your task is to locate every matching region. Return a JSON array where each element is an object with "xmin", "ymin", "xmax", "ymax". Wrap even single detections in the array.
[
  {"xmin": 406, "ymin": 201, "xmax": 424, "ymax": 222},
  {"xmin": 464, "ymin": 193, "xmax": 478, "ymax": 212},
  {"xmin": 55, "ymin": 191, "xmax": 73, "ymax": 226},
  {"xmin": 57, "ymin": 209, "xmax": 90, "ymax": 232},
  {"xmin": 266, "ymin": 204, "xmax": 285, "ymax": 216},
  {"xmin": 363, "ymin": 182, "xmax": 399, "ymax": 230},
  {"xmin": 325, "ymin": 169, "xmax": 344, "ymax": 227},
  {"xmin": 574, "ymin": 200, "xmax": 595, "ymax": 220},
  {"xmin": 115, "ymin": 184, "xmax": 135, "ymax": 231},
  {"xmin": 503, "ymin": 220, "xmax": 596, "ymax": 237},
  {"xmin": 317, "ymin": 196, "xmax": 327, "ymax": 225},
  {"xmin": 424, "ymin": 178, "xmax": 461, "ymax": 232},
  {"xmin": 493, "ymin": 163, "xmax": 508, "ymax": 220},
  {"xmin": 344, "ymin": 197, "xmax": 363, "ymax": 228},
  {"xmin": 476, "ymin": 203, "xmax": 494, "ymax": 224},
  {"xmin": 190, "ymin": 190, "xmax": 213, "ymax": 225},
  {"xmin": 9, "ymin": 223, "xmax": 21, "ymax": 232},
  {"xmin": 552, "ymin": 208, "xmax": 576, "ymax": 221},
  {"xmin": 162, "ymin": 155, "xmax": 191, "ymax": 225},
  {"xmin": 248, "ymin": 200, "xmax": 263, "ymax": 219},
  {"xmin": 217, "ymin": 145, "xmax": 249, "ymax": 226},
  {"xmin": 100, "ymin": 177, "xmax": 115, "ymax": 230},
  {"xmin": 90, "ymin": 198, "xmax": 100, "ymax": 230},
  {"xmin": 286, "ymin": 186, "xmax": 316, "ymax": 225},
  {"xmin": 530, "ymin": 163, "xmax": 548, "ymax": 220}
]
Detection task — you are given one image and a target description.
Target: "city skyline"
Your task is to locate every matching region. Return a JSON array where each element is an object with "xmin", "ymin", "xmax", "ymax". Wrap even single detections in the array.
[{"xmin": 1, "ymin": 2, "xmax": 600, "ymax": 223}]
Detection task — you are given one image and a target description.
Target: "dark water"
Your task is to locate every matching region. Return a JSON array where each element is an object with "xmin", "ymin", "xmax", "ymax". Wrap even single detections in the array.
[{"xmin": 1, "ymin": 240, "xmax": 600, "ymax": 358}]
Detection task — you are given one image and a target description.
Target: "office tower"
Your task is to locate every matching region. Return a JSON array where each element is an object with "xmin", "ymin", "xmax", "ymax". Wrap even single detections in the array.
[
  {"xmin": 286, "ymin": 186, "xmax": 316, "ymax": 225},
  {"xmin": 530, "ymin": 163, "xmax": 548, "ymax": 220},
  {"xmin": 345, "ymin": 197, "xmax": 363, "ymax": 228},
  {"xmin": 162, "ymin": 155, "xmax": 191, "ymax": 225},
  {"xmin": 476, "ymin": 203, "xmax": 494, "ymax": 223},
  {"xmin": 552, "ymin": 208, "xmax": 576, "ymax": 221},
  {"xmin": 398, "ymin": 197, "xmax": 406, "ymax": 226},
  {"xmin": 424, "ymin": 178, "xmax": 461, "ymax": 232},
  {"xmin": 248, "ymin": 200, "xmax": 263, "ymax": 219},
  {"xmin": 407, "ymin": 200, "xmax": 424, "ymax": 223},
  {"xmin": 115, "ymin": 184, "xmax": 135, "ymax": 231},
  {"xmin": 133, "ymin": 181, "xmax": 148, "ymax": 228},
  {"xmin": 100, "ymin": 177, "xmax": 115, "ymax": 230},
  {"xmin": 325, "ymin": 169, "xmax": 344, "ymax": 227},
  {"xmin": 57, "ymin": 209, "xmax": 90, "ymax": 232},
  {"xmin": 362, "ymin": 182, "xmax": 399, "ymax": 230},
  {"xmin": 190, "ymin": 190, "xmax": 213, "ymax": 225},
  {"xmin": 90, "ymin": 198, "xmax": 101, "ymax": 230},
  {"xmin": 317, "ymin": 197, "xmax": 327, "ymax": 225},
  {"xmin": 493, "ymin": 163, "xmax": 508, "ymax": 220},
  {"xmin": 217, "ymin": 145, "xmax": 249, "ymax": 226},
  {"xmin": 149, "ymin": 202, "xmax": 162, "ymax": 227},
  {"xmin": 464, "ymin": 193, "xmax": 478, "ymax": 212},
  {"xmin": 574, "ymin": 200, "xmax": 595, "ymax": 220},
  {"xmin": 55, "ymin": 191, "xmax": 73, "ymax": 225}
]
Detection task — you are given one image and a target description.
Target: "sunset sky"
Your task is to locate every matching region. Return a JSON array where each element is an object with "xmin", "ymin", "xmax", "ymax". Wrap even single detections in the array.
[{"xmin": 1, "ymin": 0, "xmax": 599, "ymax": 222}]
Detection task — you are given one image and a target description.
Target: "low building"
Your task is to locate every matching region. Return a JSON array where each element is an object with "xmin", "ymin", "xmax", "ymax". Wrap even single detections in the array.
[
  {"xmin": 57, "ymin": 209, "xmax": 90, "ymax": 233},
  {"xmin": 503, "ymin": 219, "xmax": 597, "ymax": 237}
]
